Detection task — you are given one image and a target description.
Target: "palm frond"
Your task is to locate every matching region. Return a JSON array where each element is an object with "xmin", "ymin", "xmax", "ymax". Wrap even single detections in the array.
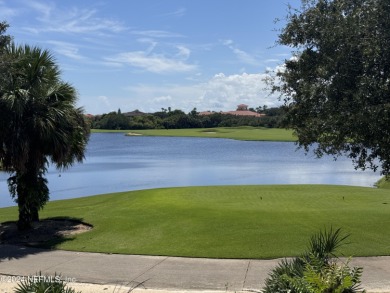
[
  {"xmin": 306, "ymin": 227, "xmax": 350, "ymax": 261},
  {"xmin": 0, "ymin": 43, "xmax": 90, "ymax": 229}
]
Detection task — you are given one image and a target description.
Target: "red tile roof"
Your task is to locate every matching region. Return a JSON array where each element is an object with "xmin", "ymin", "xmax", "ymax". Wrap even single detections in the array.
[{"xmin": 225, "ymin": 110, "xmax": 264, "ymax": 117}]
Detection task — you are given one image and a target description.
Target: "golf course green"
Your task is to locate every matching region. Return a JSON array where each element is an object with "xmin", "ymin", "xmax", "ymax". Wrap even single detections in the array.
[
  {"xmin": 1, "ymin": 184, "xmax": 389, "ymax": 259},
  {"xmin": 93, "ymin": 126, "xmax": 297, "ymax": 141}
]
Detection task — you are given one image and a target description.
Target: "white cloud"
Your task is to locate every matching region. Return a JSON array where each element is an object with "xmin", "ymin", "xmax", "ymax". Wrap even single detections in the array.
[
  {"xmin": 55, "ymin": 10, "xmax": 125, "ymax": 34},
  {"xmin": 100, "ymin": 61, "xmax": 123, "ymax": 68},
  {"xmin": 231, "ymin": 48, "xmax": 259, "ymax": 65},
  {"xmin": 222, "ymin": 39, "xmax": 233, "ymax": 46},
  {"xmin": 199, "ymin": 72, "xmax": 276, "ymax": 110},
  {"xmin": 131, "ymin": 30, "xmax": 184, "ymax": 38},
  {"xmin": 46, "ymin": 41, "xmax": 84, "ymax": 60},
  {"xmin": 81, "ymin": 95, "xmax": 115, "ymax": 115},
  {"xmin": 153, "ymin": 95, "xmax": 172, "ymax": 102},
  {"xmin": 221, "ymin": 39, "xmax": 261, "ymax": 66},
  {"xmin": 0, "ymin": 1, "xmax": 19, "ymax": 18},
  {"xmin": 176, "ymin": 46, "xmax": 191, "ymax": 60},
  {"xmin": 23, "ymin": 6, "xmax": 126, "ymax": 35},
  {"xmin": 98, "ymin": 95, "xmax": 111, "ymax": 107},
  {"xmin": 123, "ymin": 72, "xmax": 281, "ymax": 113},
  {"xmin": 137, "ymin": 38, "xmax": 158, "ymax": 54},
  {"xmin": 106, "ymin": 50, "xmax": 197, "ymax": 74},
  {"xmin": 26, "ymin": 0, "xmax": 53, "ymax": 18},
  {"xmin": 264, "ymin": 58, "xmax": 280, "ymax": 63},
  {"xmin": 163, "ymin": 7, "xmax": 187, "ymax": 18},
  {"xmin": 103, "ymin": 35, "xmax": 195, "ymax": 74}
]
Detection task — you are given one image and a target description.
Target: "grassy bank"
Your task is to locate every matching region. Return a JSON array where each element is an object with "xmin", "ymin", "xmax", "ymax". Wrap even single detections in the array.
[
  {"xmin": 1, "ymin": 185, "xmax": 389, "ymax": 259},
  {"xmin": 92, "ymin": 126, "xmax": 296, "ymax": 141},
  {"xmin": 376, "ymin": 177, "xmax": 390, "ymax": 189}
]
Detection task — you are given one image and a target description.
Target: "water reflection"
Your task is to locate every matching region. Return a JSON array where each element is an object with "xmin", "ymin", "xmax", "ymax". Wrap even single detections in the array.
[{"xmin": 0, "ymin": 133, "xmax": 381, "ymax": 207}]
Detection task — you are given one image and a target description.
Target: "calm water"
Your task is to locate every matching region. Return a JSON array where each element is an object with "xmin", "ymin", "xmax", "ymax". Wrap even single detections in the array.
[{"xmin": 0, "ymin": 133, "xmax": 381, "ymax": 207}]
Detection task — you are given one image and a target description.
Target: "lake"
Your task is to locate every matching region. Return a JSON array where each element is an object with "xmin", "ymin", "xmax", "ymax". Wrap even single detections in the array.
[{"xmin": 0, "ymin": 133, "xmax": 381, "ymax": 207}]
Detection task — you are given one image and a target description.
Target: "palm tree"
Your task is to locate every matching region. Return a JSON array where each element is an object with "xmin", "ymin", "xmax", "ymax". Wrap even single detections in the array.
[
  {"xmin": 263, "ymin": 228, "xmax": 364, "ymax": 293},
  {"xmin": 0, "ymin": 44, "xmax": 90, "ymax": 230}
]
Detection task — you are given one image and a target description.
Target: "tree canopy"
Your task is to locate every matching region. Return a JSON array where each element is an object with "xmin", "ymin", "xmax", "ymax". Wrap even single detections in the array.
[
  {"xmin": 91, "ymin": 106, "xmax": 285, "ymax": 130},
  {"xmin": 0, "ymin": 21, "xmax": 12, "ymax": 93},
  {"xmin": 272, "ymin": 0, "xmax": 390, "ymax": 175},
  {"xmin": 0, "ymin": 38, "xmax": 90, "ymax": 229},
  {"xmin": 0, "ymin": 21, "xmax": 11, "ymax": 52}
]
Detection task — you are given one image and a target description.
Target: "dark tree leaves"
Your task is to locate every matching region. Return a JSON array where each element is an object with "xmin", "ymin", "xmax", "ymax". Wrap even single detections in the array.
[{"xmin": 273, "ymin": 0, "xmax": 390, "ymax": 175}]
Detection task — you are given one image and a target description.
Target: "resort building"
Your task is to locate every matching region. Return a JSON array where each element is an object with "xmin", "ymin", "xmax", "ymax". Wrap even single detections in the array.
[{"xmin": 199, "ymin": 104, "xmax": 265, "ymax": 117}]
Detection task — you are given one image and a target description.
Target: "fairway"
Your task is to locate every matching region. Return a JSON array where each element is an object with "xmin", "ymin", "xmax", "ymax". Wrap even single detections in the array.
[
  {"xmin": 1, "ymin": 185, "xmax": 389, "ymax": 259},
  {"xmin": 93, "ymin": 126, "xmax": 296, "ymax": 141}
]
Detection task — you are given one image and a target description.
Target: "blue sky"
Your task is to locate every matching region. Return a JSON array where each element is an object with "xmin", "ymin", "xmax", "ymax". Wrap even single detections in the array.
[{"xmin": 1, "ymin": 0, "xmax": 301, "ymax": 114}]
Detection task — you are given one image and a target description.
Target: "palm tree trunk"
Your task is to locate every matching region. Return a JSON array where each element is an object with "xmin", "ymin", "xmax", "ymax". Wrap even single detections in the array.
[
  {"xmin": 17, "ymin": 198, "xmax": 40, "ymax": 229},
  {"xmin": 14, "ymin": 167, "xmax": 47, "ymax": 230},
  {"xmin": 31, "ymin": 207, "xmax": 39, "ymax": 222},
  {"xmin": 16, "ymin": 177, "xmax": 33, "ymax": 230}
]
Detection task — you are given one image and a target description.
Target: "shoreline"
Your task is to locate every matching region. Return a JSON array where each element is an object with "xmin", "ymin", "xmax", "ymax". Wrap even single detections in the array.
[{"xmin": 91, "ymin": 126, "xmax": 297, "ymax": 142}]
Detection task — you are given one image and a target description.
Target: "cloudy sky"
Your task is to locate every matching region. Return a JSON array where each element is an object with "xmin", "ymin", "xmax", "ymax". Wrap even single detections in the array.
[{"xmin": 1, "ymin": 0, "xmax": 300, "ymax": 114}]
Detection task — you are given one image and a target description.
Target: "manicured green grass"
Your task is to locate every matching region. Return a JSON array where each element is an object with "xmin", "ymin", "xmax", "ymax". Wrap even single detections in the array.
[
  {"xmin": 375, "ymin": 176, "xmax": 390, "ymax": 189},
  {"xmin": 92, "ymin": 126, "xmax": 296, "ymax": 141},
  {"xmin": 1, "ymin": 185, "xmax": 389, "ymax": 259},
  {"xmin": 91, "ymin": 129, "xmax": 130, "ymax": 133}
]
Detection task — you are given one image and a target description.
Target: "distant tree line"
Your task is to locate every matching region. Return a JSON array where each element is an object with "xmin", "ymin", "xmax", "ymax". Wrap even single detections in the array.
[{"xmin": 90, "ymin": 106, "xmax": 286, "ymax": 130}]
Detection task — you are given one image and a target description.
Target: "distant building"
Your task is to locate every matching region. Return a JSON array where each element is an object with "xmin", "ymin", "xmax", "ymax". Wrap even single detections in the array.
[
  {"xmin": 123, "ymin": 110, "xmax": 147, "ymax": 117},
  {"xmin": 198, "ymin": 111, "xmax": 214, "ymax": 116},
  {"xmin": 199, "ymin": 104, "xmax": 265, "ymax": 117},
  {"xmin": 236, "ymin": 104, "xmax": 249, "ymax": 111}
]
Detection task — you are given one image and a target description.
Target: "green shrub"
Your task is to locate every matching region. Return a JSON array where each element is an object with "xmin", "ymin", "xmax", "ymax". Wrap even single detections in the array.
[
  {"xmin": 263, "ymin": 227, "xmax": 365, "ymax": 293},
  {"xmin": 14, "ymin": 272, "xmax": 81, "ymax": 293}
]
